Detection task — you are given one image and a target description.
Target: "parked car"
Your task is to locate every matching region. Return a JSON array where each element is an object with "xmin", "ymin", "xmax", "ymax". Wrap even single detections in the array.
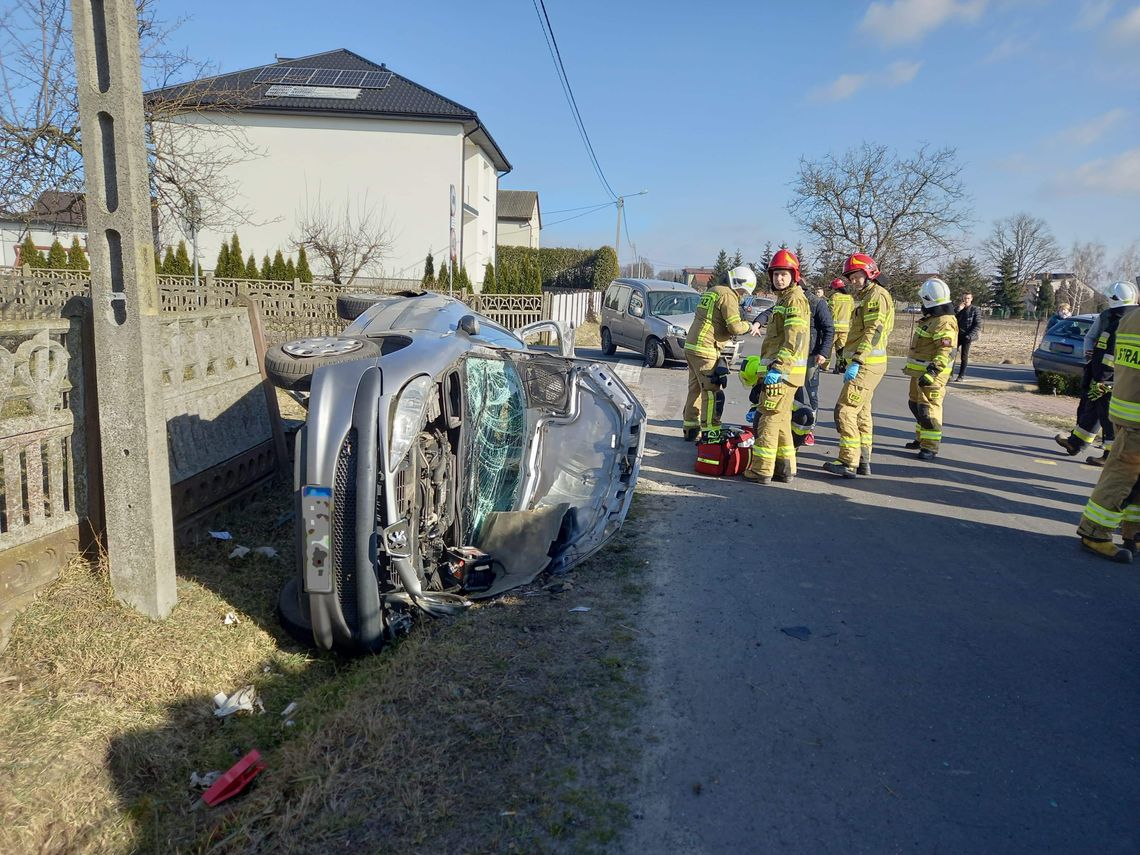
[
  {"xmin": 265, "ymin": 291, "xmax": 646, "ymax": 653},
  {"xmin": 600, "ymin": 278, "xmax": 742, "ymax": 367},
  {"xmin": 1031, "ymin": 313, "xmax": 1094, "ymax": 379},
  {"xmin": 741, "ymin": 294, "xmax": 775, "ymax": 325}
]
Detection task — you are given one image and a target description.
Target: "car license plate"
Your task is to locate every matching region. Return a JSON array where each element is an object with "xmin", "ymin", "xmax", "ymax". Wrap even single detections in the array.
[
  {"xmin": 302, "ymin": 485, "xmax": 333, "ymax": 594},
  {"xmin": 1051, "ymin": 342, "xmax": 1074, "ymax": 354}
]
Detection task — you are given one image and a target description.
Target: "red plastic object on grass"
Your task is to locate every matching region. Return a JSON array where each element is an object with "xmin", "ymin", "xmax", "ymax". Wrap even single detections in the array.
[{"xmin": 202, "ymin": 749, "xmax": 265, "ymax": 807}]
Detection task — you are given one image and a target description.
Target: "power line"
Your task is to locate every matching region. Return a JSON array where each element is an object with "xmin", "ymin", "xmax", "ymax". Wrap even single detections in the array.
[
  {"xmin": 531, "ymin": 0, "xmax": 617, "ymax": 201},
  {"xmin": 542, "ymin": 200, "xmax": 616, "ymax": 215}
]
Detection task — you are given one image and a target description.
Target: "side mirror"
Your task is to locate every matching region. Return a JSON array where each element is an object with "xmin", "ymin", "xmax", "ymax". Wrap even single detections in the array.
[
  {"xmin": 458, "ymin": 314, "xmax": 481, "ymax": 336},
  {"xmin": 629, "ymin": 304, "xmax": 644, "ymax": 318}
]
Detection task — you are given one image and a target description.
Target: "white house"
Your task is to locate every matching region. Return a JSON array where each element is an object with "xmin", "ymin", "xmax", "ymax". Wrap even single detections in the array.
[
  {"xmin": 147, "ymin": 49, "xmax": 511, "ymax": 286},
  {"xmin": 0, "ymin": 192, "xmax": 88, "ymax": 267},
  {"xmin": 496, "ymin": 190, "xmax": 541, "ymax": 249}
]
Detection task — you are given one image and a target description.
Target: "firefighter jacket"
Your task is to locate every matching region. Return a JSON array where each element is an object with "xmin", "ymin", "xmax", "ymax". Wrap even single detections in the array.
[
  {"xmin": 1108, "ymin": 308, "xmax": 1140, "ymax": 426},
  {"xmin": 1087, "ymin": 305, "xmax": 1133, "ymax": 383},
  {"xmin": 685, "ymin": 285, "xmax": 751, "ymax": 359},
  {"xmin": 829, "ymin": 292, "xmax": 854, "ymax": 333},
  {"xmin": 904, "ymin": 306, "xmax": 958, "ymax": 380},
  {"xmin": 847, "ymin": 281, "xmax": 895, "ymax": 376},
  {"xmin": 760, "ymin": 284, "xmax": 810, "ymax": 387}
]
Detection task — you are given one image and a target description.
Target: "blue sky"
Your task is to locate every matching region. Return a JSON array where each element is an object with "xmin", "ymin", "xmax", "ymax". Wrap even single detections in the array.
[{"xmin": 164, "ymin": 0, "xmax": 1140, "ymax": 274}]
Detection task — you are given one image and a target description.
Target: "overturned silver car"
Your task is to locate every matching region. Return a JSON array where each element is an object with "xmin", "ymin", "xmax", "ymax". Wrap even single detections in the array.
[{"xmin": 266, "ymin": 292, "xmax": 646, "ymax": 653}]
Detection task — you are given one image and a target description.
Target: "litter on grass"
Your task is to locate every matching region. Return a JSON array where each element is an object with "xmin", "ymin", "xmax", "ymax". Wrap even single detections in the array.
[
  {"xmin": 569, "ymin": 606, "xmax": 591, "ymax": 613},
  {"xmin": 229, "ymin": 545, "xmax": 251, "ymax": 559},
  {"xmin": 209, "ymin": 531, "xmax": 233, "ymax": 541},
  {"xmin": 213, "ymin": 685, "xmax": 265, "ymax": 718},
  {"xmin": 223, "ymin": 612, "xmax": 239, "ymax": 626}
]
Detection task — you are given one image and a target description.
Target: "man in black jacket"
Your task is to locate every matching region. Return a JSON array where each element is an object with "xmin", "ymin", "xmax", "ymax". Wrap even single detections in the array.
[
  {"xmin": 793, "ymin": 286, "xmax": 835, "ymax": 446},
  {"xmin": 954, "ymin": 292, "xmax": 982, "ymax": 381}
]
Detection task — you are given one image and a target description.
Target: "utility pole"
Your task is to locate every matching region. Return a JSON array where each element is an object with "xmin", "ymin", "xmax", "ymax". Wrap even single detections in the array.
[{"xmin": 613, "ymin": 190, "xmax": 648, "ymax": 269}]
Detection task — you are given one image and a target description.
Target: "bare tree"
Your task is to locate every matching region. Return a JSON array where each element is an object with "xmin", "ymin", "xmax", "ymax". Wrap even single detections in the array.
[
  {"xmin": 1068, "ymin": 240, "xmax": 1107, "ymax": 313},
  {"xmin": 0, "ymin": 0, "xmax": 261, "ymax": 236},
  {"xmin": 292, "ymin": 192, "xmax": 395, "ymax": 285},
  {"xmin": 787, "ymin": 142, "xmax": 972, "ymax": 276},
  {"xmin": 980, "ymin": 213, "xmax": 1063, "ymax": 286},
  {"xmin": 1109, "ymin": 240, "xmax": 1140, "ymax": 284}
]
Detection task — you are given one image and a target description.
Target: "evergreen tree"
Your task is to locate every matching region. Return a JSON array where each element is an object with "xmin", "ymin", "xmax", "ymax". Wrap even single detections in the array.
[
  {"xmin": 161, "ymin": 246, "xmax": 177, "ymax": 274},
  {"xmin": 155, "ymin": 252, "xmax": 162, "ymax": 274},
  {"xmin": 260, "ymin": 254, "xmax": 272, "ymax": 280},
  {"xmin": 992, "ymin": 249, "xmax": 1024, "ymax": 317},
  {"xmin": 296, "ymin": 246, "xmax": 313, "ymax": 283},
  {"xmin": 455, "ymin": 265, "xmax": 471, "ymax": 293},
  {"xmin": 592, "ymin": 246, "xmax": 619, "ymax": 291},
  {"xmin": 421, "ymin": 252, "xmax": 436, "ymax": 287},
  {"xmin": 710, "ymin": 249, "xmax": 730, "ymax": 287},
  {"xmin": 730, "ymin": 249, "xmax": 744, "ymax": 268},
  {"xmin": 759, "ymin": 242, "xmax": 773, "ymax": 273},
  {"xmin": 245, "ymin": 254, "xmax": 259, "ymax": 279},
  {"xmin": 175, "ymin": 241, "xmax": 193, "ymax": 275},
  {"xmin": 271, "ymin": 250, "xmax": 287, "ymax": 281},
  {"xmin": 229, "ymin": 234, "xmax": 242, "ymax": 272},
  {"xmin": 1036, "ymin": 274, "xmax": 1055, "ymax": 318},
  {"xmin": 437, "ymin": 263, "xmax": 451, "ymax": 291},
  {"xmin": 284, "ymin": 258, "xmax": 295, "ymax": 280},
  {"xmin": 19, "ymin": 235, "xmax": 45, "ymax": 268},
  {"xmin": 215, "ymin": 242, "xmax": 231, "ymax": 277},
  {"xmin": 67, "ymin": 236, "xmax": 88, "ymax": 270},
  {"xmin": 482, "ymin": 261, "xmax": 496, "ymax": 294},
  {"xmin": 941, "ymin": 254, "xmax": 988, "ymax": 305},
  {"xmin": 47, "ymin": 238, "xmax": 68, "ymax": 269}
]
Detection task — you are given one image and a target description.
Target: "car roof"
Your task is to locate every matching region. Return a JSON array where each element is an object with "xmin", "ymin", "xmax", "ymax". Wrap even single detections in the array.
[{"xmin": 613, "ymin": 278, "xmax": 693, "ymax": 291}]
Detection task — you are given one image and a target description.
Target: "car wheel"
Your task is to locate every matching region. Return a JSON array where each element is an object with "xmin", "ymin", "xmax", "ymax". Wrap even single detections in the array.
[
  {"xmin": 644, "ymin": 336, "xmax": 665, "ymax": 368},
  {"xmin": 265, "ymin": 336, "xmax": 383, "ymax": 391},
  {"xmin": 276, "ymin": 576, "xmax": 314, "ymax": 647},
  {"xmin": 600, "ymin": 326, "xmax": 616, "ymax": 356}
]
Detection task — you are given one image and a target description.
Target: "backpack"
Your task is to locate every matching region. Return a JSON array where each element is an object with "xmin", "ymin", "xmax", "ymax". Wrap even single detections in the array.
[{"xmin": 695, "ymin": 427, "xmax": 754, "ymax": 477}]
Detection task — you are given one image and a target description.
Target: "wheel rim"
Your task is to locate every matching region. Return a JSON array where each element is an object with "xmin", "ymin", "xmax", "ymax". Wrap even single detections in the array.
[{"xmin": 282, "ymin": 337, "xmax": 364, "ymax": 357}]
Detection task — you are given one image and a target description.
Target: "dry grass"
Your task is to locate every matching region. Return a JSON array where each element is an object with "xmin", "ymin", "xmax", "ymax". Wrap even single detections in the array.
[
  {"xmin": 573, "ymin": 321, "xmax": 601, "ymax": 349},
  {"xmin": 0, "ymin": 482, "xmax": 648, "ymax": 854},
  {"xmin": 888, "ymin": 316, "xmax": 1045, "ymax": 364}
]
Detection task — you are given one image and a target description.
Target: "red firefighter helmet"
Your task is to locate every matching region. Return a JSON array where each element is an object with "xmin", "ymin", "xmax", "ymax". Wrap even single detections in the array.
[
  {"xmin": 767, "ymin": 248, "xmax": 801, "ymax": 284},
  {"xmin": 842, "ymin": 252, "xmax": 880, "ymax": 281},
  {"xmin": 830, "ymin": 277, "xmax": 845, "ymax": 290}
]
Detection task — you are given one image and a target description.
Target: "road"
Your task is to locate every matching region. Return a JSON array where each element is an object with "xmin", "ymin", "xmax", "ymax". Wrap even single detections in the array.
[{"xmin": 583, "ymin": 343, "xmax": 1139, "ymax": 855}]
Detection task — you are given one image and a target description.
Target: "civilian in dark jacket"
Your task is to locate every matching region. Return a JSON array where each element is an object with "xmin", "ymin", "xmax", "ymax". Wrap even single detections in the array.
[
  {"xmin": 954, "ymin": 292, "xmax": 982, "ymax": 381},
  {"xmin": 793, "ymin": 288, "xmax": 835, "ymax": 445}
]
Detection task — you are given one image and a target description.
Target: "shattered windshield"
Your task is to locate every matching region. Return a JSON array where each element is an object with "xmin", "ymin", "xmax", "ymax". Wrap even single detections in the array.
[
  {"xmin": 649, "ymin": 291, "xmax": 700, "ymax": 317},
  {"xmin": 461, "ymin": 356, "xmax": 528, "ymax": 541}
]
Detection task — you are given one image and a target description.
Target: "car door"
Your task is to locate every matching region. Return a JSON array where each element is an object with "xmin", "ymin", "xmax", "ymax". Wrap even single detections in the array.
[
  {"xmin": 608, "ymin": 285, "xmax": 633, "ymax": 347},
  {"xmin": 627, "ymin": 290, "xmax": 648, "ymax": 347}
]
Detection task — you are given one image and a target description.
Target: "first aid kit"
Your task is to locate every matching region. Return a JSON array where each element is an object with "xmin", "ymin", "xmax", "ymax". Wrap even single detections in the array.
[{"xmin": 695, "ymin": 426, "xmax": 754, "ymax": 477}]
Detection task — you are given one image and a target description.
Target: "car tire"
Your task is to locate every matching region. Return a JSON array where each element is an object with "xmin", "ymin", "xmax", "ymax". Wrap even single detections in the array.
[
  {"xmin": 277, "ymin": 576, "xmax": 314, "ymax": 647},
  {"xmin": 600, "ymin": 327, "xmax": 616, "ymax": 356},
  {"xmin": 644, "ymin": 336, "xmax": 665, "ymax": 368},
  {"xmin": 336, "ymin": 294, "xmax": 390, "ymax": 321},
  {"xmin": 265, "ymin": 337, "xmax": 383, "ymax": 391}
]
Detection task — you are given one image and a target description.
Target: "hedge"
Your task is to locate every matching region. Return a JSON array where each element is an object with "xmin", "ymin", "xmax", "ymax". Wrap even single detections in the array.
[{"xmin": 488, "ymin": 245, "xmax": 618, "ymax": 293}]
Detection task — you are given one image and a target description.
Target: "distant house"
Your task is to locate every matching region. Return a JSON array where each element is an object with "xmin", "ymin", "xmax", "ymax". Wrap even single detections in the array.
[
  {"xmin": 146, "ymin": 49, "xmax": 511, "ymax": 286},
  {"xmin": 496, "ymin": 190, "xmax": 540, "ymax": 249},
  {"xmin": 682, "ymin": 267, "xmax": 714, "ymax": 289},
  {"xmin": 0, "ymin": 192, "xmax": 88, "ymax": 267}
]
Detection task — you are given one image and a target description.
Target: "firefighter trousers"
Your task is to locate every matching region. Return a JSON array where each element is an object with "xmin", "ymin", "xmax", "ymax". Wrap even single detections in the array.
[
  {"xmin": 684, "ymin": 351, "xmax": 722, "ymax": 432},
  {"xmin": 834, "ymin": 369, "xmax": 884, "ymax": 467},
  {"xmin": 1078, "ymin": 424, "xmax": 1140, "ymax": 541},
  {"xmin": 749, "ymin": 381, "xmax": 796, "ymax": 478},
  {"xmin": 1069, "ymin": 390, "xmax": 1113, "ymax": 451},
  {"xmin": 829, "ymin": 333, "xmax": 848, "ymax": 371},
  {"xmin": 907, "ymin": 377, "xmax": 948, "ymax": 452}
]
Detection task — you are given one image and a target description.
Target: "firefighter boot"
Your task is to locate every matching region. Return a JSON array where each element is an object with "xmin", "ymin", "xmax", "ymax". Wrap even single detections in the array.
[
  {"xmin": 683, "ymin": 428, "xmax": 699, "ymax": 442},
  {"xmin": 773, "ymin": 460, "xmax": 794, "ymax": 485},
  {"xmin": 1054, "ymin": 434, "xmax": 1081, "ymax": 456},
  {"xmin": 1085, "ymin": 450, "xmax": 1109, "ymax": 467},
  {"xmin": 904, "ymin": 438, "xmax": 921, "ymax": 450},
  {"xmin": 857, "ymin": 446, "xmax": 872, "ymax": 476},
  {"xmin": 743, "ymin": 470, "xmax": 772, "ymax": 485},
  {"xmin": 1079, "ymin": 536, "xmax": 1133, "ymax": 564},
  {"xmin": 823, "ymin": 460, "xmax": 857, "ymax": 479},
  {"xmin": 918, "ymin": 448, "xmax": 937, "ymax": 461}
]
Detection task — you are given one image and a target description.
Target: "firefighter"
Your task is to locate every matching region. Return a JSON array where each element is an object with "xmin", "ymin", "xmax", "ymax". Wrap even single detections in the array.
[
  {"xmin": 1076, "ymin": 301, "xmax": 1140, "ymax": 563},
  {"xmin": 823, "ymin": 252, "xmax": 895, "ymax": 479},
  {"xmin": 743, "ymin": 249, "xmax": 810, "ymax": 485},
  {"xmin": 1055, "ymin": 281, "xmax": 1139, "ymax": 466},
  {"xmin": 682, "ymin": 266, "xmax": 761, "ymax": 441},
  {"xmin": 828, "ymin": 277, "xmax": 853, "ymax": 373},
  {"xmin": 902, "ymin": 277, "xmax": 958, "ymax": 460}
]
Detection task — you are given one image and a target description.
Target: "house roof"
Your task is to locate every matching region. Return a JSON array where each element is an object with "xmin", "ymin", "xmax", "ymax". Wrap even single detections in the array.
[
  {"xmin": 0, "ymin": 191, "xmax": 87, "ymax": 228},
  {"xmin": 146, "ymin": 48, "xmax": 511, "ymax": 173},
  {"xmin": 497, "ymin": 190, "xmax": 540, "ymax": 224}
]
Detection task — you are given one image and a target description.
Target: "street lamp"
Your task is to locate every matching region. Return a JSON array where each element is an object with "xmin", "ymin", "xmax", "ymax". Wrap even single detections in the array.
[{"xmin": 614, "ymin": 190, "xmax": 648, "ymax": 270}]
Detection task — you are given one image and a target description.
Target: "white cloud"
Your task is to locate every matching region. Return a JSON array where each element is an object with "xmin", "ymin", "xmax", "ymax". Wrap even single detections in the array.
[
  {"xmin": 1059, "ymin": 108, "xmax": 1128, "ymax": 145},
  {"xmin": 982, "ymin": 34, "xmax": 1035, "ymax": 63},
  {"xmin": 860, "ymin": 0, "xmax": 988, "ymax": 45},
  {"xmin": 1075, "ymin": 1, "xmax": 1115, "ymax": 29},
  {"xmin": 811, "ymin": 61, "xmax": 923, "ymax": 103},
  {"xmin": 1058, "ymin": 148, "xmax": 1140, "ymax": 195},
  {"xmin": 1112, "ymin": 4, "xmax": 1140, "ymax": 40}
]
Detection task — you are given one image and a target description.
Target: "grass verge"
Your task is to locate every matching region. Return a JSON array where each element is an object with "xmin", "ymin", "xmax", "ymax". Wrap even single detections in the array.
[{"xmin": 0, "ymin": 482, "xmax": 648, "ymax": 854}]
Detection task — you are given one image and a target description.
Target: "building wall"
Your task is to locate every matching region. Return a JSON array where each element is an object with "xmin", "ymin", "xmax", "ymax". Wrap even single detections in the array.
[
  {"xmin": 0, "ymin": 222, "xmax": 88, "ymax": 267},
  {"xmin": 157, "ymin": 112, "xmax": 500, "ymax": 285},
  {"xmin": 497, "ymin": 213, "xmax": 539, "ymax": 249},
  {"xmin": 461, "ymin": 140, "xmax": 498, "ymax": 284}
]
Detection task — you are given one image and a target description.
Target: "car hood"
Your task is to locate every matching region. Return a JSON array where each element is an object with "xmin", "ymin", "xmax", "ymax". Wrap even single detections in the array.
[{"xmin": 664, "ymin": 311, "xmax": 695, "ymax": 332}]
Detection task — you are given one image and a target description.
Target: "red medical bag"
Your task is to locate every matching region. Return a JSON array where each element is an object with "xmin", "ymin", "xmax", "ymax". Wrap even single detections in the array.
[{"xmin": 694, "ymin": 427, "xmax": 754, "ymax": 477}]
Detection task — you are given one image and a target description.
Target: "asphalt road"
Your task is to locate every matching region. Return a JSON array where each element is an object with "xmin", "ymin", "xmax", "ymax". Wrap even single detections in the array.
[{"xmin": 587, "ymin": 343, "xmax": 1139, "ymax": 855}]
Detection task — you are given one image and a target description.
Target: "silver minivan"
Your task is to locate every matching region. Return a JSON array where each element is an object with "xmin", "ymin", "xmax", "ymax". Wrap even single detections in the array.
[{"xmin": 600, "ymin": 278, "xmax": 705, "ymax": 367}]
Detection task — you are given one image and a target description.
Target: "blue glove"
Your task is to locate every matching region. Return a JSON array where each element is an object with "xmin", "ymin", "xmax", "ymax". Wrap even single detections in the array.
[
  {"xmin": 764, "ymin": 369, "xmax": 784, "ymax": 386},
  {"xmin": 844, "ymin": 362, "xmax": 861, "ymax": 383}
]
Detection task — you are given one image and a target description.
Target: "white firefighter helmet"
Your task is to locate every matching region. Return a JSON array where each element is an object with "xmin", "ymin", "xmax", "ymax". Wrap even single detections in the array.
[
  {"xmin": 918, "ymin": 276, "xmax": 952, "ymax": 309},
  {"xmin": 1106, "ymin": 280, "xmax": 1139, "ymax": 307},
  {"xmin": 728, "ymin": 265, "xmax": 757, "ymax": 294}
]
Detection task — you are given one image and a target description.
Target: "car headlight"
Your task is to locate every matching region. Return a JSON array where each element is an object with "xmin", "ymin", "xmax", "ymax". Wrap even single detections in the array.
[
  {"xmin": 388, "ymin": 375, "xmax": 433, "ymax": 468},
  {"xmin": 669, "ymin": 324, "xmax": 687, "ymax": 337}
]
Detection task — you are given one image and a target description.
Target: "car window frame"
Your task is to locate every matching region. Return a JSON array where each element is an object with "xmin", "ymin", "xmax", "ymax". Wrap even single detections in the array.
[{"xmin": 628, "ymin": 291, "xmax": 645, "ymax": 318}]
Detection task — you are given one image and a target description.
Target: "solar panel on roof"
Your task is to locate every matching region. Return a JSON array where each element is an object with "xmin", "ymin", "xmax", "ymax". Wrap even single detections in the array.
[
  {"xmin": 309, "ymin": 68, "xmax": 341, "ymax": 85},
  {"xmin": 282, "ymin": 67, "xmax": 315, "ymax": 83},
  {"xmin": 360, "ymin": 71, "xmax": 393, "ymax": 89},
  {"xmin": 336, "ymin": 70, "xmax": 367, "ymax": 87},
  {"xmin": 253, "ymin": 67, "xmax": 291, "ymax": 83}
]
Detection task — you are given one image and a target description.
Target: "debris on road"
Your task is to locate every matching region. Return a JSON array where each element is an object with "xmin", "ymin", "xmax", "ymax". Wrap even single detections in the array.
[
  {"xmin": 201, "ymin": 750, "xmax": 266, "ymax": 807},
  {"xmin": 780, "ymin": 626, "xmax": 811, "ymax": 641}
]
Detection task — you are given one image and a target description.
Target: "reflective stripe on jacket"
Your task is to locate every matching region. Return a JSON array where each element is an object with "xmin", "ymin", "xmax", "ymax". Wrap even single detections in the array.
[
  {"xmin": 760, "ymin": 284, "xmax": 810, "ymax": 387},
  {"xmin": 847, "ymin": 282, "xmax": 895, "ymax": 374},
  {"xmin": 1109, "ymin": 311, "xmax": 1140, "ymax": 426},
  {"xmin": 829, "ymin": 292, "xmax": 854, "ymax": 332},
  {"xmin": 685, "ymin": 285, "xmax": 750, "ymax": 358},
  {"xmin": 904, "ymin": 312, "xmax": 958, "ymax": 378}
]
